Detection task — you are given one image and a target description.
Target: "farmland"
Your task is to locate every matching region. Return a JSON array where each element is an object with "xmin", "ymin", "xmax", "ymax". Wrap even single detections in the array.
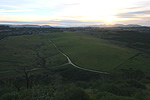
[
  {"xmin": 1, "ymin": 31, "xmax": 150, "ymax": 74},
  {"xmin": 46, "ymin": 32, "xmax": 150, "ymax": 73}
]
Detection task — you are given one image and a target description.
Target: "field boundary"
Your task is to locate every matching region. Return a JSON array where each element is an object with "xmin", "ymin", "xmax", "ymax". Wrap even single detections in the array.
[{"xmin": 114, "ymin": 53, "xmax": 142, "ymax": 70}]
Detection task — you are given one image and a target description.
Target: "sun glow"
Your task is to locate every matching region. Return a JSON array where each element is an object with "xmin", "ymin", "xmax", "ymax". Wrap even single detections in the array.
[
  {"xmin": 0, "ymin": 0, "xmax": 149, "ymax": 26},
  {"xmin": 104, "ymin": 16, "xmax": 115, "ymax": 23}
]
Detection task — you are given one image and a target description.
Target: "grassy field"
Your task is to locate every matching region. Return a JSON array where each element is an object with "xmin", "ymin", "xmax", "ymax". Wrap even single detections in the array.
[
  {"xmin": 0, "ymin": 34, "xmax": 67, "ymax": 78},
  {"xmin": 46, "ymin": 32, "xmax": 150, "ymax": 73},
  {"xmin": 0, "ymin": 31, "xmax": 150, "ymax": 77}
]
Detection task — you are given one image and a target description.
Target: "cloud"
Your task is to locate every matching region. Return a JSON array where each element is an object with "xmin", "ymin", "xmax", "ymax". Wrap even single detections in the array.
[
  {"xmin": 0, "ymin": 9, "xmax": 34, "ymax": 13},
  {"xmin": 133, "ymin": 10, "xmax": 150, "ymax": 14},
  {"xmin": 0, "ymin": 21, "xmax": 30, "ymax": 23},
  {"xmin": 0, "ymin": 0, "xmax": 150, "ymax": 26},
  {"xmin": 0, "ymin": 20, "xmax": 104, "ymax": 26},
  {"xmin": 116, "ymin": 13, "xmax": 136, "ymax": 18},
  {"xmin": 113, "ymin": 16, "xmax": 150, "ymax": 26},
  {"xmin": 63, "ymin": 3, "xmax": 79, "ymax": 6},
  {"xmin": 115, "ymin": 10, "xmax": 150, "ymax": 18}
]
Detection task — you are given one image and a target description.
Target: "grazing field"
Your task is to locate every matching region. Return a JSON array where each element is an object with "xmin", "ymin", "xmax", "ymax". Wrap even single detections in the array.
[
  {"xmin": 0, "ymin": 34, "xmax": 68, "ymax": 78},
  {"xmin": 0, "ymin": 31, "xmax": 150, "ymax": 77},
  {"xmin": 45, "ymin": 32, "xmax": 150, "ymax": 73}
]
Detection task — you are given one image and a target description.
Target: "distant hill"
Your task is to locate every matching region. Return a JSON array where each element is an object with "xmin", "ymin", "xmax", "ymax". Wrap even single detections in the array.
[
  {"xmin": 42, "ymin": 25, "xmax": 52, "ymax": 27},
  {"xmin": 8, "ymin": 25, "xmax": 51, "ymax": 28},
  {"xmin": 90, "ymin": 24, "xmax": 147, "ymax": 27},
  {"xmin": 0, "ymin": 24, "xmax": 148, "ymax": 28}
]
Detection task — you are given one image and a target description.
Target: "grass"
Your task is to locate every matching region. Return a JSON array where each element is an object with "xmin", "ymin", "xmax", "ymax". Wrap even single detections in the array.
[
  {"xmin": 0, "ymin": 34, "xmax": 67, "ymax": 78},
  {"xmin": 47, "ymin": 32, "xmax": 150, "ymax": 72},
  {"xmin": 0, "ymin": 31, "xmax": 150, "ymax": 77},
  {"xmin": 118, "ymin": 54, "xmax": 150, "ymax": 73}
]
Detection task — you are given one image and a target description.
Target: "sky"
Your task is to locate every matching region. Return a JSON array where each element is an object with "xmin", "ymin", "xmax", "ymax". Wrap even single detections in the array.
[{"xmin": 0, "ymin": 0, "xmax": 150, "ymax": 27}]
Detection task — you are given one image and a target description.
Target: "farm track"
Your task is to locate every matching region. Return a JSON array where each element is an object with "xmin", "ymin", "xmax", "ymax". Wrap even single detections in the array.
[
  {"xmin": 44, "ymin": 34, "xmax": 109, "ymax": 74},
  {"xmin": 0, "ymin": 34, "xmax": 109, "ymax": 75}
]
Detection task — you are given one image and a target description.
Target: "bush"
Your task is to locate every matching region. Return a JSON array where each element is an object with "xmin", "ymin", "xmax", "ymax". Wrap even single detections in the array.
[
  {"xmin": 123, "ymin": 69, "xmax": 144, "ymax": 80},
  {"xmin": 98, "ymin": 83, "xmax": 121, "ymax": 96},
  {"xmin": 54, "ymin": 86, "xmax": 90, "ymax": 100},
  {"xmin": 98, "ymin": 83, "xmax": 140, "ymax": 97},
  {"xmin": 1, "ymin": 91, "xmax": 19, "ymax": 100},
  {"xmin": 95, "ymin": 92, "xmax": 136, "ymax": 100},
  {"xmin": 134, "ymin": 92, "xmax": 147, "ymax": 100},
  {"xmin": 76, "ymin": 81, "xmax": 89, "ymax": 89},
  {"xmin": 127, "ymin": 80, "xmax": 146, "ymax": 89},
  {"xmin": 117, "ymin": 83, "xmax": 137, "ymax": 96},
  {"xmin": 95, "ymin": 92, "xmax": 114, "ymax": 99},
  {"xmin": 19, "ymin": 85, "xmax": 55, "ymax": 100}
]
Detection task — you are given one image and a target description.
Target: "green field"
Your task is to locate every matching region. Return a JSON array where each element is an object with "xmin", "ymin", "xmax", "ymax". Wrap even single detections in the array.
[
  {"xmin": 46, "ymin": 32, "xmax": 150, "ymax": 73},
  {"xmin": 0, "ymin": 34, "xmax": 68, "ymax": 78},
  {"xmin": 0, "ymin": 31, "xmax": 150, "ymax": 76}
]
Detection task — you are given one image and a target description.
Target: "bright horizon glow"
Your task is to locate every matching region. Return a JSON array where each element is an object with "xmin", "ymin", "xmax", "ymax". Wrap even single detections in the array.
[
  {"xmin": 104, "ymin": 16, "xmax": 115, "ymax": 23},
  {"xmin": 0, "ymin": 0, "xmax": 150, "ymax": 26}
]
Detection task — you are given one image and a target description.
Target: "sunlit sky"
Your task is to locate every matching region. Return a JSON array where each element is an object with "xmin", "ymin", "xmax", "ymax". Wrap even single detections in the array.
[{"xmin": 0, "ymin": 0, "xmax": 150, "ymax": 26}]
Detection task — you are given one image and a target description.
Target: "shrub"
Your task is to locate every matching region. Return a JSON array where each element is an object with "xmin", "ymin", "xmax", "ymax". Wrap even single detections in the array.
[
  {"xmin": 98, "ymin": 83, "xmax": 121, "ymax": 96},
  {"xmin": 76, "ymin": 81, "xmax": 89, "ymax": 89},
  {"xmin": 54, "ymin": 86, "xmax": 90, "ymax": 100},
  {"xmin": 117, "ymin": 83, "xmax": 137, "ymax": 96},
  {"xmin": 19, "ymin": 85, "xmax": 55, "ymax": 100},
  {"xmin": 1, "ymin": 91, "xmax": 19, "ymax": 100},
  {"xmin": 134, "ymin": 92, "xmax": 147, "ymax": 100},
  {"xmin": 95, "ymin": 92, "xmax": 136, "ymax": 100},
  {"xmin": 95, "ymin": 92, "xmax": 114, "ymax": 99},
  {"xmin": 127, "ymin": 80, "xmax": 146, "ymax": 89}
]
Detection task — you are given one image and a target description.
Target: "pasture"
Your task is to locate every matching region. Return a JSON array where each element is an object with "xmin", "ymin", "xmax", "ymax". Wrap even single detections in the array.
[{"xmin": 0, "ymin": 31, "xmax": 150, "ymax": 78}]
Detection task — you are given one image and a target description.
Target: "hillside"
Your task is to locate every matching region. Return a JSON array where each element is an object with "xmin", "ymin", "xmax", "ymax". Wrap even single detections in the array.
[
  {"xmin": 0, "ymin": 31, "xmax": 150, "ymax": 76},
  {"xmin": 0, "ymin": 31, "xmax": 150, "ymax": 100}
]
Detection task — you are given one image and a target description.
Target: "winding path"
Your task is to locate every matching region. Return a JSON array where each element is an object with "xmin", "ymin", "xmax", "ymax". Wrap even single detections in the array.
[
  {"xmin": 0, "ymin": 34, "xmax": 109, "ymax": 75},
  {"xmin": 44, "ymin": 34, "xmax": 109, "ymax": 74}
]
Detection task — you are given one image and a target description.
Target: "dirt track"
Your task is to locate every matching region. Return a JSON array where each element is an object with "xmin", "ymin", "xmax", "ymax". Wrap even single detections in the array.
[{"xmin": 45, "ymin": 34, "xmax": 109, "ymax": 74}]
